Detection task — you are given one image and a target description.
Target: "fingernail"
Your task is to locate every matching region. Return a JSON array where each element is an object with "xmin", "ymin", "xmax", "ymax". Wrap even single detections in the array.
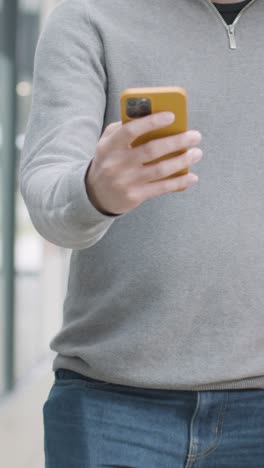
[
  {"xmin": 189, "ymin": 175, "xmax": 199, "ymax": 184},
  {"xmin": 162, "ymin": 112, "xmax": 175, "ymax": 122},
  {"xmin": 190, "ymin": 131, "xmax": 202, "ymax": 140}
]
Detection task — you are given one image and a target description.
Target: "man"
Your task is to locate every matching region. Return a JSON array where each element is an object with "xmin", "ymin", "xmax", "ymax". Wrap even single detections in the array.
[{"xmin": 19, "ymin": 0, "xmax": 264, "ymax": 466}]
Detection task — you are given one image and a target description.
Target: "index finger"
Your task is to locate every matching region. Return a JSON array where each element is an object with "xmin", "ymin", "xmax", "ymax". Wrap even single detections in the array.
[{"xmin": 108, "ymin": 112, "xmax": 175, "ymax": 149}]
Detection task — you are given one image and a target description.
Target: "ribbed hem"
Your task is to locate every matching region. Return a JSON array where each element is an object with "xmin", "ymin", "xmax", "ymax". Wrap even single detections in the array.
[
  {"xmin": 52, "ymin": 354, "xmax": 264, "ymax": 392},
  {"xmin": 68, "ymin": 161, "xmax": 124, "ymax": 227}
]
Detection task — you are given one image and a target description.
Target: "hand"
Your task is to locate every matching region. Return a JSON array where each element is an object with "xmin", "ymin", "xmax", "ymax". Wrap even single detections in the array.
[{"xmin": 85, "ymin": 112, "xmax": 202, "ymax": 216}]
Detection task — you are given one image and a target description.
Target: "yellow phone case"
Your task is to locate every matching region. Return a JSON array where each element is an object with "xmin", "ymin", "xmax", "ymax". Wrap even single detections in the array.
[{"xmin": 120, "ymin": 86, "xmax": 188, "ymax": 192}]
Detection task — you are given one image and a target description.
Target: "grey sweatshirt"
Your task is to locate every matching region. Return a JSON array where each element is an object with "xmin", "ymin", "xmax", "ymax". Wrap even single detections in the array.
[{"xmin": 19, "ymin": 0, "xmax": 264, "ymax": 391}]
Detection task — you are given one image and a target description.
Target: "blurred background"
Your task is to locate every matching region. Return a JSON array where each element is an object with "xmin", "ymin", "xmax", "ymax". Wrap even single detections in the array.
[{"xmin": 0, "ymin": 0, "xmax": 70, "ymax": 466}]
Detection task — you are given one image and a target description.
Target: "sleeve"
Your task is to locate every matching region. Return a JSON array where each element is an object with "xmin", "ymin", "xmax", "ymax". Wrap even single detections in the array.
[{"xmin": 19, "ymin": 0, "xmax": 125, "ymax": 251}]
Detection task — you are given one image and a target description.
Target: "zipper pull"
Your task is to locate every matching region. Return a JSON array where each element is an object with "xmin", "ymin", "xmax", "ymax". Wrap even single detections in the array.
[{"xmin": 228, "ymin": 24, "xmax": 236, "ymax": 49}]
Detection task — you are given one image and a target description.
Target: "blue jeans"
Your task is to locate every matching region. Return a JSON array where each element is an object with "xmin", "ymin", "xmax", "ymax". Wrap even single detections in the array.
[{"xmin": 43, "ymin": 368, "xmax": 264, "ymax": 467}]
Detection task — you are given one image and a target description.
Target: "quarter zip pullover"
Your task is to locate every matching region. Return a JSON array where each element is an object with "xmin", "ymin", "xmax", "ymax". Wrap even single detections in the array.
[{"xmin": 19, "ymin": 0, "xmax": 264, "ymax": 390}]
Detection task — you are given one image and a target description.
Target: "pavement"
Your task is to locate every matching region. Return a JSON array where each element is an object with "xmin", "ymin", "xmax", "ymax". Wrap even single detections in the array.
[{"xmin": 0, "ymin": 361, "xmax": 54, "ymax": 468}]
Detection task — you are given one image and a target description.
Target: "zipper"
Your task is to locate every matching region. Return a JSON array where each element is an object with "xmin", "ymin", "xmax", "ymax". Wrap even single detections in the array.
[{"xmin": 204, "ymin": 0, "xmax": 258, "ymax": 49}]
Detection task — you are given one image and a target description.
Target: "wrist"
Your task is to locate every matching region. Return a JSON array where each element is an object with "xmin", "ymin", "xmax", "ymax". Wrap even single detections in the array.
[{"xmin": 85, "ymin": 161, "xmax": 120, "ymax": 217}]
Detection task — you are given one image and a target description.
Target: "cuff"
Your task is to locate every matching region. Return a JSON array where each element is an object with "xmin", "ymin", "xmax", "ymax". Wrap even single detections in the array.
[{"xmin": 68, "ymin": 162, "xmax": 124, "ymax": 228}]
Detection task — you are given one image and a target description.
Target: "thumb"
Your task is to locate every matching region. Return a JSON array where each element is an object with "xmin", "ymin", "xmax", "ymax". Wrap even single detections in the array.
[{"xmin": 101, "ymin": 121, "xmax": 122, "ymax": 139}]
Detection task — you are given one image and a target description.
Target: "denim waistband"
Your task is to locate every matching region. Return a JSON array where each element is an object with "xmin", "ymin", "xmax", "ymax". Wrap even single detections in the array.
[{"xmin": 55, "ymin": 368, "xmax": 108, "ymax": 384}]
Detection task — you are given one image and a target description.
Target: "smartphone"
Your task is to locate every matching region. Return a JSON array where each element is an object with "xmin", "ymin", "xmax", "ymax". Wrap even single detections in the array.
[{"xmin": 120, "ymin": 86, "xmax": 188, "ymax": 191}]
